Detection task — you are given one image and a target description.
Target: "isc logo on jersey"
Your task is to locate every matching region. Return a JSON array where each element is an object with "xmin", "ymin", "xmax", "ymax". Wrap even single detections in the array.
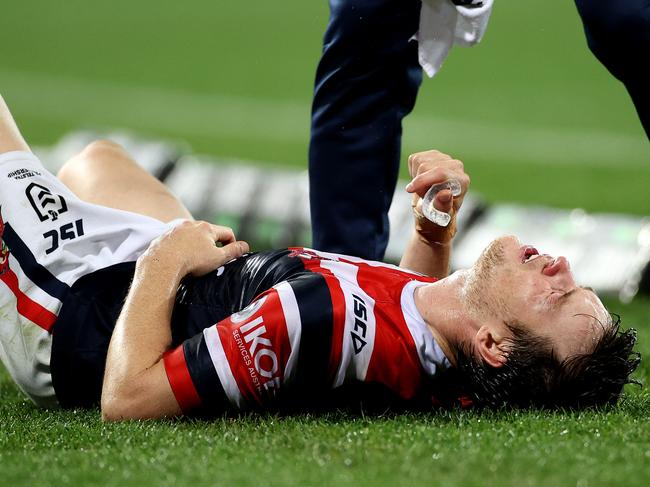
[
  {"xmin": 231, "ymin": 296, "xmax": 282, "ymax": 393},
  {"xmin": 351, "ymin": 293, "xmax": 369, "ymax": 354}
]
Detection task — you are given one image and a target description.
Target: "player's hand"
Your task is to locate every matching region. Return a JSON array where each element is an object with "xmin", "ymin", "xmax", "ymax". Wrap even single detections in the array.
[
  {"xmin": 140, "ymin": 220, "xmax": 250, "ymax": 278},
  {"xmin": 405, "ymin": 150, "xmax": 470, "ymax": 245}
]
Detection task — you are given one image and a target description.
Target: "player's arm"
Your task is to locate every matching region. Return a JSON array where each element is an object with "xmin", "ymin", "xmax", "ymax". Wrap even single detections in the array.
[
  {"xmin": 0, "ymin": 95, "xmax": 31, "ymax": 154},
  {"xmin": 399, "ymin": 150, "xmax": 470, "ymax": 278},
  {"xmin": 101, "ymin": 220, "xmax": 249, "ymax": 421}
]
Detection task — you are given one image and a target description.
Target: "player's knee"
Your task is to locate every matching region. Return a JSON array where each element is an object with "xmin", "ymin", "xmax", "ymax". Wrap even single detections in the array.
[
  {"xmin": 58, "ymin": 140, "xmax": 131, "ymax": 183},
  {"xmin": 79, "ymin": 139, "xmax": 129, "ymax": 165},
  {"xmin": 57, "ymin": 156, "xmax": 82, "ymax": 187}
]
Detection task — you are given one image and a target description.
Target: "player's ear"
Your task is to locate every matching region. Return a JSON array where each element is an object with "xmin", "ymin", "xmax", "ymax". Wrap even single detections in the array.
[{"xmin": 474, "ymin": 324, "xmax": 509, "ymax": 368}]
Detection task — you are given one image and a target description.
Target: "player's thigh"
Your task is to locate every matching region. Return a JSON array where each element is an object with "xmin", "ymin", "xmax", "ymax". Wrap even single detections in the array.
[{"xmin": 57, "ymin": 140, "xmax": 192, "ymax": 223}]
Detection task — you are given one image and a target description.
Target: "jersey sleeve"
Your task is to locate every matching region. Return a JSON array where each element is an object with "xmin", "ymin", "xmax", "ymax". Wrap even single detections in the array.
[{"xmin": 163, "ymin": 282, "xmax": 303, "ymax": 414}]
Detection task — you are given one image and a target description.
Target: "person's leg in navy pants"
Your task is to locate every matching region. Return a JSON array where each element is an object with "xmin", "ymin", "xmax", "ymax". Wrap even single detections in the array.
[
  {"xmin": 575, "ymin": 0, "xmax": 650, "ymax": 138},
  {"xmin": 309, "ymin": 0, "xmax": 423, "ymax": 260}
]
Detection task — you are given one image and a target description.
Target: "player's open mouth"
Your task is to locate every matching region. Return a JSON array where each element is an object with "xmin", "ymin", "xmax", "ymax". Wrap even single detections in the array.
[
  {"xmin": 520, "ymin": 245, "xmax": 540, "ymax": 264},
  {"xmin": 520, "ymin": 245, "xmax": 564, "ymax": 272}
]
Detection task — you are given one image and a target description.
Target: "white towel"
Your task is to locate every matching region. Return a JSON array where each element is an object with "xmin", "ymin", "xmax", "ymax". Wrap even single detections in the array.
[{"xmin": 417, "ymin": 0, "xmax": 494, "ymax": 78}]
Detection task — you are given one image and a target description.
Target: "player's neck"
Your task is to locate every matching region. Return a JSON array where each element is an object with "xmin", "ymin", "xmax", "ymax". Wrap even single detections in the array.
[{"xmin": 414, "ymin": 270, "xmax": 481, "ymax": 367}]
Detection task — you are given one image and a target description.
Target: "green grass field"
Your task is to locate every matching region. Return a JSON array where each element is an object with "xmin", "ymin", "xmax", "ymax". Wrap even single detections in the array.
[{"xmin": 1, "ymin": 1, "xmax": 649, "ymax": 486}]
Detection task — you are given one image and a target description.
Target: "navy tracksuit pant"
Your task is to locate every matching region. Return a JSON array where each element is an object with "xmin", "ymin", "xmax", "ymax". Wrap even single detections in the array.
[
  {"xmin": 309, "ymin": 0, "xmax": 422, "ymax": 261},
  {"xmin": 575, "ymin": 0, "xmax": 650, "ymax": 138}
]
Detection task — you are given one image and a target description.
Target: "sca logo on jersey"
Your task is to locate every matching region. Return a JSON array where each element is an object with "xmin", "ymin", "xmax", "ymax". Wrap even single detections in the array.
[
  {"xmin": 351, "ymin": 293, "xmax": 369, "ymax": 354},
  {"xmin": 26, "ymin": 183, "xmax": 68, "ymax": 222}
]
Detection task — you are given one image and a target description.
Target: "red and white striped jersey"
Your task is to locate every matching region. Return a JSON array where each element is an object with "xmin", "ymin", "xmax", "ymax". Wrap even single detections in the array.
[{"xmin": 164, "ymin": 248, "xmax": 451, "ymax": 413}]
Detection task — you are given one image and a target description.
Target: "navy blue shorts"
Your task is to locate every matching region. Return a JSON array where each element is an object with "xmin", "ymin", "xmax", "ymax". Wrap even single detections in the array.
[{"xmin": 50, "ymin": 250, "xmax": 304, "ymax": 408}]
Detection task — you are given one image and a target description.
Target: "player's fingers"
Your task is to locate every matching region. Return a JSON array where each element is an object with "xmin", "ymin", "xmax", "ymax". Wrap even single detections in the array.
[
  {"xmin": 406, "ymin": 167, "xmax": 447, "ymax": 197},
  {"xmin": 409, "ymin": 150, "xmax": 457, "ymax": 173},
  {"xmin": 190, "ymin": 240, "xmax": 249, "ymax": 277},
  {"xmin": 207, "ymin": 224, "xmax": 236, "ymax": 244},
  {"xmin": 433, "ymin": 189, "xmax": 453, "ymax": 213},
  {"xmin": 407, "ymin": 153, "xmax": 416, "ymax": 177},
  {"xmin": 408, "ymin": 150, "xmax": 447, "ymax": 178},
  {"xmin": 458, "ymin": 172, "xmax": 470, "ymax": 194},
  {"xmin": 219, "ymin": 240, "xmax": 249, "ymax": 262},
  {"xmin": 238, "ymin": 240, "xmax": 250, "ymax": 254},
  {"xmin": 414, "ymin": 157, "xmax": 462, "ymax": 178},
  {"xmin": 407, "ymin": 167, "xmax": 469, "ymax": 198}
]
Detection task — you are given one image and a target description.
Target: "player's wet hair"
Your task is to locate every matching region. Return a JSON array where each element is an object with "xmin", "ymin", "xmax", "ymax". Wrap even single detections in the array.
[{"xmin": 437, "ymin": 314, "xmax": 640, "ymax": 410}]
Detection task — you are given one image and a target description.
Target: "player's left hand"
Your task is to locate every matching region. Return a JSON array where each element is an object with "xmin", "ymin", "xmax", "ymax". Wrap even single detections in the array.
[
  {"xmin": 140, "ymin": 220, "xmax": 250, "ymax": 278},
  {"xmin": 405, "ymin": 150, "xmax": 470, "ymax": 245}
]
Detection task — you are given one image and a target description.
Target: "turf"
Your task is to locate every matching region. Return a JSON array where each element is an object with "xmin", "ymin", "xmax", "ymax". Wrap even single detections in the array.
[
  {"xmin": 1, "ymin": 297, "xmax": 649, "ymax": 487},
  {"xmin": 1, "ymin": 1, "xmax": 650, "ymax": 485}
]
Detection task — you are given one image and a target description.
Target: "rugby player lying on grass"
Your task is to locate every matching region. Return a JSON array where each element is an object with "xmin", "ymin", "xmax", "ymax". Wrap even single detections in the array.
[{"xmin": 0, "ymin": 95, "xmax": 639, "ymax": 420}]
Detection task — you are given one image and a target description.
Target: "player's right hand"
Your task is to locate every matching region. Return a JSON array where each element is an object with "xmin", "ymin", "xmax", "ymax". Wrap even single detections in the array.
[
  {"xmin": 140, "ymin": 220, "xmax": 250, "ymax": 278},
  {"xmin": 405, "ymin": 149, "xmax": 470, "ymax": 245}
]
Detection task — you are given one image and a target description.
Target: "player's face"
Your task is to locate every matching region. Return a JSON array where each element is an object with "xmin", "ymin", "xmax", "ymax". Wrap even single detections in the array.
[{"xmin": 466, "ymin": 235, "xmax": 609, "ymax": 361}]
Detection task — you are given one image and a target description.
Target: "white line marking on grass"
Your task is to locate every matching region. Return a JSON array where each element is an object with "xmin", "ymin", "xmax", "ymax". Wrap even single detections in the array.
[{"xmin": 2, "ymin": 68, "xmax": 647, "ymax": 167}]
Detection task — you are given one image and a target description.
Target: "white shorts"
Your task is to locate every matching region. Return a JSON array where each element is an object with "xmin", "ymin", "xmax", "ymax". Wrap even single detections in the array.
[{"xmin": 0, "ymin": 151, "xmax": 179, "ymax": 407}]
